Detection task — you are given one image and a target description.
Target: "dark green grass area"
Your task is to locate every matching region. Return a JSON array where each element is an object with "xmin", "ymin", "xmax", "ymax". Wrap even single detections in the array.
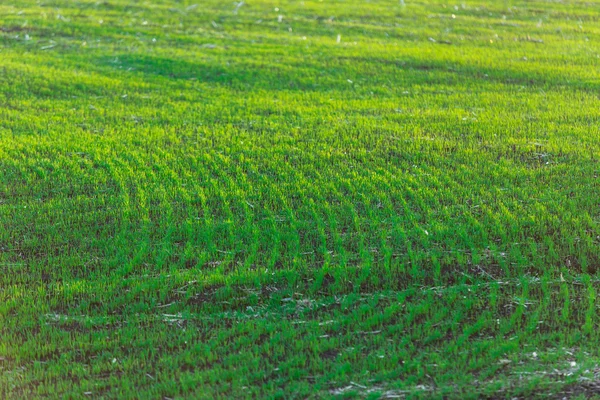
[{"xmin": 1, "ymin": 0, "xmax": 600, "ymax": 397}]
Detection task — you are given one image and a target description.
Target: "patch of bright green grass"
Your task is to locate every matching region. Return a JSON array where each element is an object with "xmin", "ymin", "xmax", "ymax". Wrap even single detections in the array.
[{"xmin": 1, "ymin": 0, "xmax": 600, "ymax": 397}]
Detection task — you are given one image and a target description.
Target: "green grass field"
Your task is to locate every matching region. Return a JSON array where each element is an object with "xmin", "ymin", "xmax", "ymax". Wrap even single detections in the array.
[{"xmin": 1, "ymin": 0, "xmax": 600, "ymax": 397}]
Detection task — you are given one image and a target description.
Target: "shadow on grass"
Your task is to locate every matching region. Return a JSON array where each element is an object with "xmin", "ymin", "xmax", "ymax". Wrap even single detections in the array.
[
  {"xmin": 96, "ymin": 54, "xmax": 327, "ymax": 92},
  {"xmin": 95, "ymin": 53, "xmax": 600, "ymax": 94}
]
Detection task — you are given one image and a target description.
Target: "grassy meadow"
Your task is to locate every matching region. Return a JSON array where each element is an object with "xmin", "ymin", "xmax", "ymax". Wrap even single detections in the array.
[{"xmin": 1, "ymin": 0, "xmax": 600, "ymax": 397}]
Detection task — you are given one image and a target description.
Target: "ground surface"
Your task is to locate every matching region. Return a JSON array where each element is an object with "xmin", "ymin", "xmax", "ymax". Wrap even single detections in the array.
[{"xmin": 1, "ymin": 0, "xmax": 600, "ymax": 398}]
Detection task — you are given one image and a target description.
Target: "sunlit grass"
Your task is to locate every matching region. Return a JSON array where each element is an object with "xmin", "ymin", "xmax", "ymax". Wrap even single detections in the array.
[{"xmin": 1, "ymin": 0, "xmax": 600, "ymax": 397}]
